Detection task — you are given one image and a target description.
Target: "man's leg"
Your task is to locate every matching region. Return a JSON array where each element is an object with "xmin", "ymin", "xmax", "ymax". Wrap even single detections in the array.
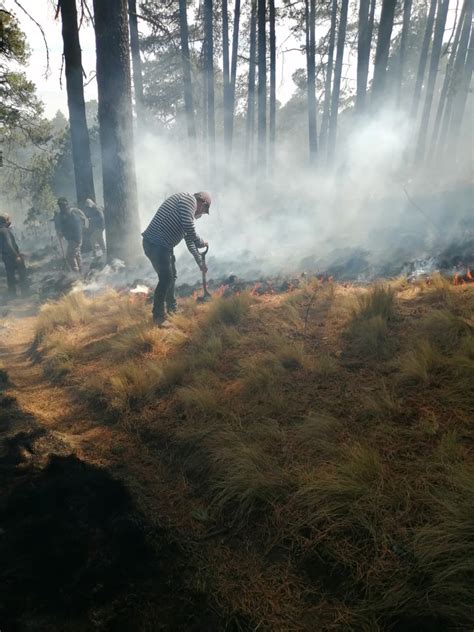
[
  {"xmin": 165, "ymin": 252, "xmax": 177, "ymax": 313},
  {"xmin": 74, "ymin": 241, "xmax": 83, "ymax": 273},
  {"xmin": 16, "ymin": 256, "xmax": 29, "ymax": 295},
  {"xmin": 143, "ymin": 240, "xmax": 172, "ymax": 323},
  {"xmin": 66, "ymin": 241, "xmax": 82, "ymax": 272},
  {"xmin": 66, "ymin": 241, "xmax": 78, "ymax": 271},
  {"xmin": 3, "ymin": 257, "xmax": 17, "ymax": 296}
]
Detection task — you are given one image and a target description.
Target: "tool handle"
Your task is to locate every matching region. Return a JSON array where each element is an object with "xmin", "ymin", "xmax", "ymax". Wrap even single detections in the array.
[{"xmin": 198, "ymin": 245, "xmax": 209, "ymax": 257}]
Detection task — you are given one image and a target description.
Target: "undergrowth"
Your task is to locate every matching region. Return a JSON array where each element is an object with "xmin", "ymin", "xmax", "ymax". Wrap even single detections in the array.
[{"xmin": 35, "ymin": 281, "xmax": 474, "ymax": 630}]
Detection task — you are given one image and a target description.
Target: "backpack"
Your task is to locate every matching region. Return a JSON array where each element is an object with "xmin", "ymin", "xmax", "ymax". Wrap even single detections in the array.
[{"xmin": 71, "ymin": 207, "xmax": 89, "ymax": 230}]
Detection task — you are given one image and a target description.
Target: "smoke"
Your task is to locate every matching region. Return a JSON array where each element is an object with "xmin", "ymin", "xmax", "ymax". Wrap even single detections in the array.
[{"xmin": 134, "ymin": 104, "xmax": 473, "ymax": 284}]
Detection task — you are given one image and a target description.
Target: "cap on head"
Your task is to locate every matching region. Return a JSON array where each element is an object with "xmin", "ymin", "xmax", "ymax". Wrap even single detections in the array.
[
  {"xmin": 194, "ymin": 191, "xmax": 211, "ymax": 214},
  {"xmin": 85, "ymin": 198, "xmax": 95, "ymax": 208},
  {"xmin": 57, "ymin": 197, "xmax": 69, "ymax": 207},
  {"xmin": 0, "ymin": 213, "xmax": 10, "ymax": 226}
]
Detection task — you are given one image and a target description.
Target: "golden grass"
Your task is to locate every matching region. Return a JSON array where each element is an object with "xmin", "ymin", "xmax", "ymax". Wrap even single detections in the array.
[{"xmin": 34, "ymin": 280, "xmax": 474, "ymax": 630}]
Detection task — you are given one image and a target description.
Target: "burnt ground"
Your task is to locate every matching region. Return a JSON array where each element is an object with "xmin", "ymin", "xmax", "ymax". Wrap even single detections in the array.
[{"xmin": 0, "ymin": 353, "xmax": 220, "ymax": 631}]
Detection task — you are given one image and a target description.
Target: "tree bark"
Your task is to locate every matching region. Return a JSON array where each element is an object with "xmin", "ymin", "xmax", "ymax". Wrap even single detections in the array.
[
  {"xmin": 178, "ymin": 0, "xmax": 196, "ymax": 147},
  {"xmin": 327, "ymin": 0, "xmax": 349, "ymax": 163},
  {"xmin": 356, "ymin": 0, "xmax": 371, "ymax": 113},
  {"xmin": 245, "ymin": 0, "xmax": 257, "ymax": 165},
  {"xmin": 432, "ymin": 0, "xmax": 467, "ymax": 153},
  {"xmin": 371, "ymin": 0, "xmax": 397, "ymax": 106},
  {"xmin": 269, "ymin": 0, "xmax": 276, "ymax": 167},
  {"xmin": 92, "ymin": 0, "xmax": 140, "ymax": 263},
  {"xmin": 447, "ymin": 7, "xmax": 473, "ymax": 155},
  {"xmin": 306, "ymin": 0, "xmax": 317, "ymax": 163},
  {"xmin": 230, "ymin": 0, "xmax": 241, "ymax": 131},
  {"xmin": 257, "ymin": 0, "xmax": 267, "ymax": 172},
  {"xmin": 395, "ymin": 0, "xmax": 413, "ymax": 104},
  {"xmin": 319, "ymin": 0, "xmax": 338, "ymax": 152},
  {"xmin": 410, "ymin": 0, "xmax": 437, "ymax": 119},
  {"xmin": 204, "ymin": 0, "xmax": 216, "ymax": 175},
  {"xmin": 58, "ymin": 0, "xmax": 95, "ymax": 209},
  {"xmin": 222, "ymin": 0, "xmax": 232, "ymax": 158},
  {"xmin": 128, "ymin": 0, "xmax": 145, "ymax": 126},
  {"xmin": 415, "ymin": 0, "xmax": 450, "ymax": 163}
]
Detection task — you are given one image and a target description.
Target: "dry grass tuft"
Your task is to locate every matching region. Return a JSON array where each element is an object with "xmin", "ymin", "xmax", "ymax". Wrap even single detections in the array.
[
  {"xmin": 205, "ymin": 293, "xmax": 253, "ymax": 326},
  {"xmin": 396, "ymin": 339, "xmax": 440, "ymax": 384},
  {"xmin": 412, "ymin": 464, "xmax": 474, "ymax": 623},
  {"xmin": 344, "ymin": 285, "xmax": 396, "ymax": 360},
  {"xmin": 98, "ymin": 359, "xmax": 165, "ymax": 412},
  {"xmin": 420, "ymin": 309, "xmax": 471, "ymax": 353},
  {"xmin": 36, "ymin": 292, "xmax": 92, "ymax": 338}
]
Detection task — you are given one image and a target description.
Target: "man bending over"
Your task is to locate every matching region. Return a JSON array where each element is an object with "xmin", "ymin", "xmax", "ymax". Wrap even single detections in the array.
[{"xmin": 142, "ymin": 192, "xmax": 210, "ymax": 325}]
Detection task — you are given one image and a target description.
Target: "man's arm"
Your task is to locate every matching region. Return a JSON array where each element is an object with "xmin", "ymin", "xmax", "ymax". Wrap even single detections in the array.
[
  {"xmin": 184, "ymin": 234, "xmax": 205, "ymax": 266},
  {"xmin": 178, "ymin": 196, "xmax": 206, "ymax": 266}
]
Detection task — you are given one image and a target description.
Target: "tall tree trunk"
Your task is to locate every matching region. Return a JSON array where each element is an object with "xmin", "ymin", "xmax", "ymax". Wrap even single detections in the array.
[
  {"xmin": 245, "ymin": 0, "xmax": 257, "ymax": 165},
  {"xmin": 371, "ymin": 0, "xmax": 398, "ymax": 106},
  {"xmin": 178, "ymin": 0, "xmax": 196, "ymax": 147},
  {"xmin": 395, "ymin": 0, "xmax": 413, "ymax": 104},
  {"xmin": 257, "ymin": 0, "xmax": 267, "ymax": 172},
  {"xmin": 128, "ymin": 0, "xmax": 145, "ymax": 126},
  {"xmin": 415, "ymin": 0, "xmax": 450, "ymax": 164},
  {"xmin": 432, "ymin": 0, "xmax": 467, "ymax": 153},
  {"xmin": 269, "ymin": 0, "xmax": 276, "ymax": 167},
  {"xmin": 306, "ymin": 0, "xmax": 317, "ymax": 163},
  {"xmin": 356, "ymin": 0, "xmax": 371, "ymax": 113},
  {"xmin": 58, "ymin": 0, "xmax": 95, "ymax": 209},
  {"xmin": 410, "ymin": 0, "xmax": 437, "ymax": 119},
  {"xmin": 222, "ymin": 0, "xmax": 232, "ymax": 158},
  {"xmin": 92, "ymin": 0, "xmax": 140, "ymax": 263},
  {"xmin": 327, "ymin": 0, "xmax": 349, "ymax": 163},
  {"xmin": 204, "ymin": 0, "xmax": 216, "ymax": 175},
  {"xmin": 230, "ymin": 0, "xmax": 241, "ymax": 147},
  {"xmin": 319, "ymin": 0, "xmax": 337, "ymax": 152},
  {"xmin": 447, "ymin": 9, "xmax": 473, "ymax": 154}
]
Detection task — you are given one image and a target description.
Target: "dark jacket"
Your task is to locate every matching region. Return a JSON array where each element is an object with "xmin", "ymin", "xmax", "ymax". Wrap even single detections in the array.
[
  {"xmin": 56, "ymin": 209, "xmax": 84, "ymax": 243},
  {"xmin": 85, "ymin": 205, "xmax": 105, "ymax": 231},
  {"xmin": 0, "ymin": 226, "xmax": 20, "ymax": 260}
]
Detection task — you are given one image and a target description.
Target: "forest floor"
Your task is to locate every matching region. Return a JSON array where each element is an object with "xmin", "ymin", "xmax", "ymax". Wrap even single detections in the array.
[{"xmin": 0, "ymin": 276, "xmax": 473, "ymax": 631}]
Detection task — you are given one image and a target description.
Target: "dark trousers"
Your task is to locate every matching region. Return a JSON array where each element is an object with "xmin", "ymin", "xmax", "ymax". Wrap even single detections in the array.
[
  {"xmin": 143, "ymin": 238, "xmax": 177, "ymax": 319},
  {"xmin": 3, "ymin": 255, "xmax": 28, "ymax": 296}
]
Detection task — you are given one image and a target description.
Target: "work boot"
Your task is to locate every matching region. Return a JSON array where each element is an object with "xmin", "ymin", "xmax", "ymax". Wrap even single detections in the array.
[
  {"xmin": 167, "ymin": 302, "xmax": 178, "ymax": 315},
  {"xmin": 153, "ymin": 313, "xmax": 166, "ymax": 327}
]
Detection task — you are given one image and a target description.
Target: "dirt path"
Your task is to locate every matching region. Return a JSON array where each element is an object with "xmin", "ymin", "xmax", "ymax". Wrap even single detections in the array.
[
  {"xmin": 0, "ymin": 300, "xmax": 219, "ymax": 631},
  {"xmin": 1, "ymin": 299, "xmax": 111, "ymax": 459}
]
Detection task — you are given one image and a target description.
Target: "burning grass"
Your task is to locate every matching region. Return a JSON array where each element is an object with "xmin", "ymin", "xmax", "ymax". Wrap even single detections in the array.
[{"xmin": 34, "ymin": 280, "xmax": 474, "ymax": 630}]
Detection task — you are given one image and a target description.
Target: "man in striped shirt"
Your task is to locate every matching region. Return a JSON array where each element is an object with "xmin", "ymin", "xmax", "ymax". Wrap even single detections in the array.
[{"xmin": 142, "ymin": 191, "xmax": 210, "ymax": 324}]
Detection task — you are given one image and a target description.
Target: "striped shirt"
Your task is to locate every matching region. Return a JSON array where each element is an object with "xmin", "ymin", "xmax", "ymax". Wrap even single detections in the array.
[{"xmin": 142, "ymin": 193, "xmax": 205, "ymax": 264}]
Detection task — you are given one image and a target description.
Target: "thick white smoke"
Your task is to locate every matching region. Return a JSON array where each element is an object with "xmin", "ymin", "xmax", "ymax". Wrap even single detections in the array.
[{"xmin": 134, "ymin": 104, "xmax": 472, "ymax": 284}]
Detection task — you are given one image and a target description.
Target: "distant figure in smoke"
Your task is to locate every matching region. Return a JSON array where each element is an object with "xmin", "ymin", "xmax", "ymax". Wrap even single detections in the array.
[
  {"xmin": 54, "ymin": 198, "xmax": 88, "ymax": 273},
  {"xmin": 0, "ymin": 213, "xmax": 29, "ymax": 298},
  {"xmin": 84, "ymin": 198, "xmax": 106, "ymax": 257},
  {"xmin": 142, "ymin": 192, "xmax": 210, "ymax": 325}
]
